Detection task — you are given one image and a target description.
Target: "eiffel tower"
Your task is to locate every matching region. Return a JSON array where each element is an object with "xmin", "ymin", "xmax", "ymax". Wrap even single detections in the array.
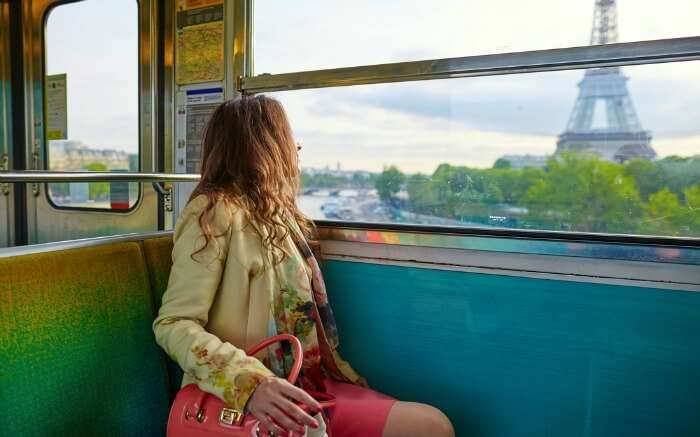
[{"xmin": 556, "ymin": 0, "xmax": 655, "ymax": 163}]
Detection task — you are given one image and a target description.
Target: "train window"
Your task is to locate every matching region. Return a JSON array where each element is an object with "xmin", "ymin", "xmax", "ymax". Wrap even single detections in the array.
[
  {"xmin": 44, "ymin": 0, "xmax": 139, "ymax": 211},
  {"xmin": 254, "ymin": 0, "xmax": 700, "ymax": 74},
  {"xmin": 277, "ymin": 60, "xmax": 700, "ymax": 237}
]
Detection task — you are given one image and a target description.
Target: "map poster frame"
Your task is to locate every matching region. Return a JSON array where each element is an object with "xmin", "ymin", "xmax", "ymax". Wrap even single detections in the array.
[{"xmin": 175, "ymin": 0, "xmax": 225, "ymax": 85}]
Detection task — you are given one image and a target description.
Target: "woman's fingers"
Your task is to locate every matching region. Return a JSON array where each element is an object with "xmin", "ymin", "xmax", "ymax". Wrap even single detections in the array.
[
  {"xmin": 251, "ymin": 409, "xmax": 285, "ymax": 436},
  {"xmin": 246, "ymin": 376, "xmax": 322, "ymax": 434},
  {"xmin": 273, "ymin": 397, "xmax": 319, "ymax": 428},
  {"xmin": 280, "ymin": 383, "xmax": 322, "ymax": 411},
  {"xmin": 267, "ymin": 405, "xmax": 306, "ymax": 434}
]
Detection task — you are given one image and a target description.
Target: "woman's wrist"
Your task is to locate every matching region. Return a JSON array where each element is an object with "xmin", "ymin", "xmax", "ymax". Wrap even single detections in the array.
[{"xmin": 244, "ymin": 375, "xmax": 277, "ymax": 413}]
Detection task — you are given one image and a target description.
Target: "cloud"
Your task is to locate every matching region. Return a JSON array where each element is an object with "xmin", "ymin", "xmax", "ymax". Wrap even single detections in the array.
[
  {"xmin": 277, "ymin": 90, "xmax": 555, "ymax": 173},
  {"xmin": 340, "ymin": 74, "xmax": 576, "ymax": 136}
]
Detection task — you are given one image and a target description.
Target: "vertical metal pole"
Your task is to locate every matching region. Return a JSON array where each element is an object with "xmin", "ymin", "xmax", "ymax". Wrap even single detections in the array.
[{"xmin": 231, "ymin": 0, "xmax": 253, "ymax": 99}]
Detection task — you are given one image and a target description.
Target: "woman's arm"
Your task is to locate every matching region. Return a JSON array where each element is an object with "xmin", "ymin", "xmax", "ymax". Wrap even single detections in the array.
[{"xmin": 152, "ymin": 199, "xmax": 274, "ymax": 412}]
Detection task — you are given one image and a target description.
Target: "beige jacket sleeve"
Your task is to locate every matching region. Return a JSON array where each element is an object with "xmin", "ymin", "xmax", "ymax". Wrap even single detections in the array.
[{"xmin": 153, "ymin": 197, "xmax": 274, "ymax": 411}]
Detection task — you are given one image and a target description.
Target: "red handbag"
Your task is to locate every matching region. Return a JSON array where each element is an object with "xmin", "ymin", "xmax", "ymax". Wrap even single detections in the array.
[{"xmin": 167, "ymin": 334, "xmax": 335, "ymax": 437}]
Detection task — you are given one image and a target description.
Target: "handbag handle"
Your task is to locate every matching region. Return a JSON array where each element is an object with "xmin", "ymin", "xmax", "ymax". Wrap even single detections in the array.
[
  {"xmin": 245, "ymin": 334, "xmax": 304, "ymax": 384},
  {"xmin": 189, "ymin": 334, "xmax": 304, "ymax": 416}
]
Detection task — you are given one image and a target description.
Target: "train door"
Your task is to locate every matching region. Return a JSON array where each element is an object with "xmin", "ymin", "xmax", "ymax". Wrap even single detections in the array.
[
  {"xmin": 0, "ymin": 0, "xmax": 11, "ymax": 247},
  {"xmin": 16, "ymin": 0, "xmax": 160, "ymax": 244}
]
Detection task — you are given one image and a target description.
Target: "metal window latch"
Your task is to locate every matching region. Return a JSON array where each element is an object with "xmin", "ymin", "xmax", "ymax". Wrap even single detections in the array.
[
  {"xmin": 152, "ymin": 181, "xmax": 173, "ymax": 212},
  {"xmin": 31, "ymin": 142, "xmax": 41, "ymax": 197},
  {"xmin": 1, "ymin": 153, "xmax": 9, "ymax": 196}
]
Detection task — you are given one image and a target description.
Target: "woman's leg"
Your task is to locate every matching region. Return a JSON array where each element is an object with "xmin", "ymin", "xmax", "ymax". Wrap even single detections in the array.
[{"xmin": 381, "ymin": 401, "xmax": 454, "ymax": 437}]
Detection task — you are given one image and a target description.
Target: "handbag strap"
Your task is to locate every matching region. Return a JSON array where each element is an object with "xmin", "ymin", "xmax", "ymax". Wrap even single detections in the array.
[
  {"xmin": 190, "ymin": 334, "xmax": 304, "ymax": 411},
  {"xmin": 245, "ymin": 334, "xmax": 304, "ymax": 384}
]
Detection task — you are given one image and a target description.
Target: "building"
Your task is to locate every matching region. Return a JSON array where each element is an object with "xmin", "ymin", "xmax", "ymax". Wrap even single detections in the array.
[
  {"xmin": 498, "ymin": 154, "xmax": 549, "ymax": 169},
  {"xmin": 49, "ymin": 140, "xmax": 133, "ymax": 171}
]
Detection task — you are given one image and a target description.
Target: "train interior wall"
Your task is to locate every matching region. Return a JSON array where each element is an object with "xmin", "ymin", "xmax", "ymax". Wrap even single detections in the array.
[{"xmin": 324, "ymin": 258, "xmax": 700, "ymax": 437}]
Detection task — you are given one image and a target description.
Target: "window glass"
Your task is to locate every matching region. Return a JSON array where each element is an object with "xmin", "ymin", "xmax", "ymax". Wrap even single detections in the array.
[
  {"xmin": 255, "ymin": 0, "xmax": 700, "ymax": 74},
  {"xmin": 45, "ymin": 0, "xmax": 139, "ymax": 210},
  {"xmin": 274, "ymin": 60, "xmax": 700, "ymax": 237}
]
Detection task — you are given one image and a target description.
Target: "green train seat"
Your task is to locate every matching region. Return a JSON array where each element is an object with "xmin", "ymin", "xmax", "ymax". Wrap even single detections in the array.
[{"xmin": 0, "ymin": 239, "xmax": 173, "ymax": 436}]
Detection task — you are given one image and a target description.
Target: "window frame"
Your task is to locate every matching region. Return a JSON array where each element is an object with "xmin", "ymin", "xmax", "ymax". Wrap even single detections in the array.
[{"xmin": 41, "ymin": 0, "xmax": 144, "ymax": 213}]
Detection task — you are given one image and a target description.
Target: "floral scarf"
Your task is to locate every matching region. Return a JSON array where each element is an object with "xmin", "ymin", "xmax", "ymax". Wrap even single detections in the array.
[{"xmin": 264, "ymin": 222, "xmax": 361, "ymax": 392}]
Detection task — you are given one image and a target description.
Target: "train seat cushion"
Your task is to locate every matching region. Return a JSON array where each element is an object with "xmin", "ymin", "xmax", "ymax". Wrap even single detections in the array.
[
  {"xmin": 142, "ymin": 235, "xmax": 183, "ymax": 398},
  {"xmin": 0, "ymin": 242, "xmax": 171, "ymax": 436}
]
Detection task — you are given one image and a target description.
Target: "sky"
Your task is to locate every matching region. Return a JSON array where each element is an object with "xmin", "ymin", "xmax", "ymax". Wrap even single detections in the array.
[
  {"xmin": 47, "ymin": 0, "xmax": 700, "ymax": 173},
  {"xmin": 46, "ymin": 0, "xmax": 138, "ymax": 153}
]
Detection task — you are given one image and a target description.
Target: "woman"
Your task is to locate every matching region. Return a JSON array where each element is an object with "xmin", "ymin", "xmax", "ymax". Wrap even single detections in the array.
[{"xmin": 153, "ymin": 95, "xmax": 454, "ymax": 437}]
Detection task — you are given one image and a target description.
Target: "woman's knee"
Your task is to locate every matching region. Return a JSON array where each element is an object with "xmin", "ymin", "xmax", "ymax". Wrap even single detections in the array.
[
  {"xmin": 423, "ymin": 405, "xmax": 454, "ymax": 437},
  {"xmin": 383, "ymin": 402, "xmax": 454, "ymax": 437}
]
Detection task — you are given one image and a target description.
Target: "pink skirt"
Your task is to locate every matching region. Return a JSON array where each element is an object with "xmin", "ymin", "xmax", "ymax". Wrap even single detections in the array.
[{"xmin": 323, "ymin": 379, "xmax": 397, "ymax": 437}]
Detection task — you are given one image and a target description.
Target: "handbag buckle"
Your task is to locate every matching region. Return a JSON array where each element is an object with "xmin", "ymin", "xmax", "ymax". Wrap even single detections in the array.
[
  {"xmin": 184, "ymin": 407, "xmax": 206, "ymax": 423},
  {"xmin": 219, "ymin": 407, "xmax": 243, "ymax": 425}
]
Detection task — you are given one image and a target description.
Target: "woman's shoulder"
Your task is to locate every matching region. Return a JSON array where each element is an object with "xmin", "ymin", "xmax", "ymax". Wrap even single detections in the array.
[{"xmin": 177, "ymin": 194, "xmax": 249, "ymax": 232}]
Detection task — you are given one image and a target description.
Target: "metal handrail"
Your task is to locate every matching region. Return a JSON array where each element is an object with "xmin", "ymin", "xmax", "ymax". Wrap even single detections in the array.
[
  {"xmin": 0, "ymin": 171, "xmax": 201, "ymax": 183},
  {"xmin": 241, "ymin": 36, "xmax": 700, "ymax": 93}
]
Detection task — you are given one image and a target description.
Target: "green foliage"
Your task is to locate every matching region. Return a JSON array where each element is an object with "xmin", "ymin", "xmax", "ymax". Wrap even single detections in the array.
[
  {"xmin": 300, "ymin": 153, "xmax": 700, "ymax": 237},
  {"xmin": 301, "ymin": 172, "xmax": 348, "ymax": 189},
  {"xmin": 493, "ymin": 158, "xmax": 512, "ymax": 169},
  {"xmin": 402, "ymin": 153, "xmax": 698, "ymax": 236},
  {"xmin": 488, "ymin": 167, "xmax": 544, "ymax": 204},
  {"xmin": 404, "ymin": 163, "xmax": 544, "ymax": 220},
  {"xmin": 375, "ymin": 166, "xmax": 405, "ymax": 202},
  {"xmin": 641, "ymin": 186, "xmax": 700, "ymax": 235},
  {"xmin": 85, "ymin": 162, "xmax": 109, "ymax": 200},
  {"xmin": 406, "ymin": 173, "xmax": 437, "ymax": 213},
  {"xmin": 301, "ymin": 170, "xmax": 377, "ymax": 189},
  {"xmin": 683, "ymin": 185, "xmax": 700, "ymax": 232},
  {"xmin": 624, "ymin": 159, "xmax": 665, "ymax": 200},
  {"xmin": 523, "ymin": 153, "xmax": 642, "ymax": 233},
  {"xmin": 656, "ymin": 156, "xmax": 700, "ymax": 198}
]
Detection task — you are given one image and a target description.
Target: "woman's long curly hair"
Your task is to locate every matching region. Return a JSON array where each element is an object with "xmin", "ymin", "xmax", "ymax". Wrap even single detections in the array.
[{"xmin": 188, "ymin": 95, "xmax": 314, "ymax": 264}]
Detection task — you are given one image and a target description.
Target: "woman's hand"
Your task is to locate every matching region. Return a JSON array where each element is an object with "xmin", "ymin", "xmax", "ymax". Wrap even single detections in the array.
[{"xmin": 246, "ymin": 376, "xmax": 322, "ymax": 435}]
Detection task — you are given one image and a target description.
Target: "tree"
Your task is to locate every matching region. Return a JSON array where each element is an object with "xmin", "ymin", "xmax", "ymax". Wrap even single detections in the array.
[
  {"xmin": 523, "ymin": 153, "xmax": 642, "ymax": 233},
  {"xmin": 683, "ymin": 185, "xmax": 700, "ymax": 235},
  {"xmin": 624, "ymin": 159, "xmax": 665, "ymax": 201},
  {"xmin": 643, "ymin": 188, "xmax": 683, "ymax": 235},
  {"xmin": 375, "ymin": 166, "xmax": 405, "ymax": 203},
  {"xmin": 493, "ymin": 158, "xmax": 512, "ymax": 169},
  {"xmin": 406, "ymin": 173, "xmax": 435, "ymax": 212},
  {"xmin": 656, "ymin": 155, "xmax": 700, "ymax": 197},
  {"xmin": 489, "ymin": 167, "xmax": 545, "ymax": 205},
  {"xmin": 85, "ymin": 162, "xmax": 109, "ymax": 200}
]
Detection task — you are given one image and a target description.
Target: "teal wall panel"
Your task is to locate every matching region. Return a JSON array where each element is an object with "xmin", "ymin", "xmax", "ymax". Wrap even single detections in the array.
[{"xmin": 323, "ymin": 261, "xmax": 700, "ymax": 437}]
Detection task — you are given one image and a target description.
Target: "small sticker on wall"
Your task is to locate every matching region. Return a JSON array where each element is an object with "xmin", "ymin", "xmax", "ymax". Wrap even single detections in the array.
[
  {"xmin": 185, "ymin": 87, "xmax": 224, "ymax": 105},
  {"xmin": 46, "ymin": 74, "xmax": 68, "ymax": 140}
]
